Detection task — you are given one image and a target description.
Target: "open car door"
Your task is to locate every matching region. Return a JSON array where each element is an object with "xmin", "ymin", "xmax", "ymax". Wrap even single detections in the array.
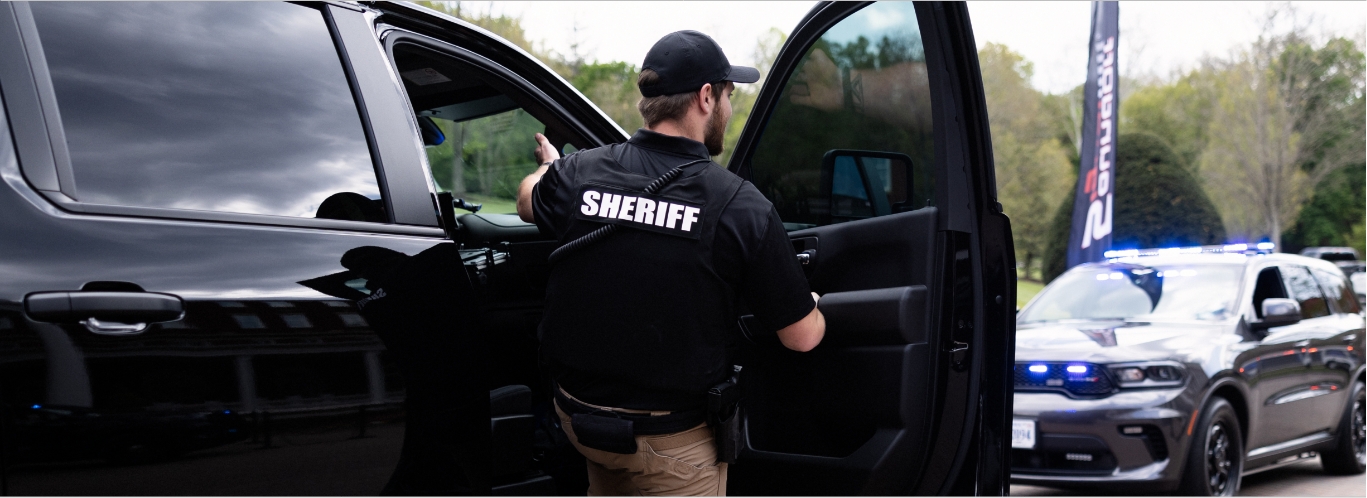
[{"xmin": 724, "ymin": 2, "xmax": 1015, "ymax": 494}]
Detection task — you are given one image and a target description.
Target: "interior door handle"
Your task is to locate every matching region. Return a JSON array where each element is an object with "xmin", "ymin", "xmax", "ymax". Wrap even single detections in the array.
[
  {"xmin": 796, "ymin": 249, "xmax": 816, "ymax": 265},
  {"xmin": 24, "ymin": 291, "xmax": 184, "ymax": 335}
]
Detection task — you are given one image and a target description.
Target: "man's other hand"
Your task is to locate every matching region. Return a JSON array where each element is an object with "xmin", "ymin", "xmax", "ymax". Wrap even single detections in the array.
[
  {"xmin": 517, "ymin": 133, "xmax": 560, "ymax": 223},
  {"xmin": 776, "ymin": 292, "xmax": 825, "ymax": 352}
]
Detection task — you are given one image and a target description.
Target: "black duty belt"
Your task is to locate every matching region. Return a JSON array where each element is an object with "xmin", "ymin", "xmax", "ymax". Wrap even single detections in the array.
[{"xmin": 554, "ymin": 387, "xmax": 706, "ymax": 436}]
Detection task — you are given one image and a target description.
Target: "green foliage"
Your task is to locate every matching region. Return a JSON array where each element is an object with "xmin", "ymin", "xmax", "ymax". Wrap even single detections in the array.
[
  {"xmin": 425, "ymin": 109, "xmax": 544, "ymax": 204},
  {"xmin": 1121, "ymin": 71, "xmax": 1216, "ymax": 173},
  {"xmin": 1111, "ymin": 133, "xmax": 1226, "ymax": 249},
  {"xmin": 1281, "ymin": 164, "xmax": 1367, "ymax": 253},
  {"xmin": 1042, "ymin": 133, "xmax": 1226, "ymax": 282},
  {"xmin": 979, "ymin": 43, "xmax": 1075, "ymax": 280},
  {"xmin": 1042, "ymin": 182, "xmax": 1075, "ymax": 283},
  {"xmin": 1276, "ymin": 36, "xmax": 1367, "ymax": 173},
  {"xmin": 570, "ymin": 61, "xmax": 644, "ymax": 133},
  {"xmin": 1199, "ymin": 29, "xmax": 1365, "ymax": 245}
]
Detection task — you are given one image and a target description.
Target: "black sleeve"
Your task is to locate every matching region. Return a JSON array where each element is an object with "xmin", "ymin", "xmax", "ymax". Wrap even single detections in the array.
[
  {"xmin": 531, "ymin": 155, "xmax": 577, "ymax": 238},
  {"xmin": 740, "ymin": 207, "xmax": 816, "ymax": 333}
]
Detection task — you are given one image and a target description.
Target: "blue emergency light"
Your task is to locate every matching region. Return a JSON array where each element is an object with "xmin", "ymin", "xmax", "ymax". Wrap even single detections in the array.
[{"xmin": 1103, "ymin": 242, "xmax": 1275, "ymax": 260}]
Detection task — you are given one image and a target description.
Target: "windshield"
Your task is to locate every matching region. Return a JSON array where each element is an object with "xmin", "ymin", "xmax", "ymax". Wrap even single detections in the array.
[{"xmin": 1020, "ymin": 264, "xmax": 1244, "ymax": 323}]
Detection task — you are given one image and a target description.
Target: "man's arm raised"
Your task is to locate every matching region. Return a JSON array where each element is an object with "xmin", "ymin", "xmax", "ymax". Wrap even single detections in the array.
[{"xmin": 516, "ymin": 132, "xmax": 560, "ymax": 223}]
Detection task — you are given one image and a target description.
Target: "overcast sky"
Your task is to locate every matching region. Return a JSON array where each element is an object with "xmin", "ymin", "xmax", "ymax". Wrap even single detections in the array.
[{"xmin": 456, "ymin": 1, "xmax": 1366, "ymax": 95}]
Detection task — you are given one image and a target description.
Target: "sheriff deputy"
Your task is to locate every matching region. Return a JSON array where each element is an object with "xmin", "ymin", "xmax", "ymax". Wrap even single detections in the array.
[{"xmin": 515, "ymin": 30, "xmax": 825, "ymax": 496}]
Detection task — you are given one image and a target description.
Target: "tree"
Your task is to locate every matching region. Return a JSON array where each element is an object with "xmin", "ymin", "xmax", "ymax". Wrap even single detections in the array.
[
  {"xmin": 1281, "ymin": 164, "xmax": 1367, "ymax": 253},
  {"xmin": 717, "ymin": 28, "xmax": 787, "ymax": 166},
  {"xmin": 1199, "ymin": 6, "xmax": 1366, "ymax": 247},
  {"xmin": 571, "ymin": 61, "xmax": 645, "ymax": 133},
  {"xmin": 1043, "ymin": 133, "xmax": 1227, "ymax": 282},
  {"xmin": 1121, "ymin": 67, "xmax": 1219, "ymax": 173},
  {"xmin": 978, "ymin": 43, "xmax": 1074, "ymax": 280}
]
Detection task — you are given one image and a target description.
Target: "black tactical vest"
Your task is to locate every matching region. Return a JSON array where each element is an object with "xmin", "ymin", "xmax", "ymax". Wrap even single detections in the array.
[{"xmin": 539, "ymin": 146, "xmax": 744, "ymax": 407}]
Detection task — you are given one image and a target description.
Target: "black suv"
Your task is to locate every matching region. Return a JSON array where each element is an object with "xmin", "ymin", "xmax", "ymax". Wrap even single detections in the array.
[
  {"xmin": 0, "ymin": 2, "xmax": 1014, "ymax": 495},
  {"xmin": 1013, "ymin": 246, "xmax": 1365, "ymax": 495}
]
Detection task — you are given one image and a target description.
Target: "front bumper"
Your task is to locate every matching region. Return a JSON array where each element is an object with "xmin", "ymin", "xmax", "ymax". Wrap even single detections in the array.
[{"xmin": 1010, "ymin": 389, "xmax": 1194, "ymax": 491}]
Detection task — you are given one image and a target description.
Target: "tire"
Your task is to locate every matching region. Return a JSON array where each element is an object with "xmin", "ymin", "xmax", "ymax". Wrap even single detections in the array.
[
  {"xmin": 1177, "ymin": 397, "xmax": 1243, "ymax": 496},
  {"xmin": 1320, "ymin": 380, "xmax": 1366, "ymax": 475}
]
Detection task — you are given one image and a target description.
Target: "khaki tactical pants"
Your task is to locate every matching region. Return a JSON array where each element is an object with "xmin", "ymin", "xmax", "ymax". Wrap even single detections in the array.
[{"xmin": 555, "ymin": 391, "xmax": 727, "ymax": 496}]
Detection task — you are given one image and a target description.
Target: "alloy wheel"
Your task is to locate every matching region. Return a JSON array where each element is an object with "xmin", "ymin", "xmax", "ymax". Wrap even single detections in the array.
[
  {"xmin": 1353, "ymin": 395, "xmax": 1365, "ymax": 466},
  {"xmin": 1206, "ymin": 422, "xmax": 1232, "ymax": 495}
]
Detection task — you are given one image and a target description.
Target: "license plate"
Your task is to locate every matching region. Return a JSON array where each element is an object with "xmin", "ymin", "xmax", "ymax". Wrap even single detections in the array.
[{"xmin": 1011, "ymin": 418, "xmax": 1036, "ymax": 449}]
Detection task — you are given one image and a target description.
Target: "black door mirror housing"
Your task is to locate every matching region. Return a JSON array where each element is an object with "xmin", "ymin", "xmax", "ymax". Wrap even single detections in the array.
[
  {"xmin": 1254, "ymin": 298, "xmax": 1301, "ymax": 331},
  {"xmin": 819, "ymin": 150, "xmax": 917, "ymax": 224}
]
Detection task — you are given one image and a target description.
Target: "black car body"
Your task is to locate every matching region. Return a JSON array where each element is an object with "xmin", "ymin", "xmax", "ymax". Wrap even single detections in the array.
[
  {"xmin": 1011, "ymin": 248, "xmax": 1366, "ymax": 494},
  {"xmin": 0, "ymin": 1, "xmax": 1015, "ymax": 495}
]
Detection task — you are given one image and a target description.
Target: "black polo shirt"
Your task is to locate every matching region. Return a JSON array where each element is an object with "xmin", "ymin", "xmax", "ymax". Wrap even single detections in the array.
[{"xmin": 531, "ymin": 129, "xmax": 814, "ymax": 410}]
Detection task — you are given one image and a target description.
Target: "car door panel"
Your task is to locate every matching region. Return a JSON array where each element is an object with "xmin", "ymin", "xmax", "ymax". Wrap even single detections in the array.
[
  {"xmin": 721, "ymin": 1, "xmax": 1010, "ymax": 493},
  {"xmin": 736, "ymin": 217, "xmax": 937, "ymax": 491},
  {"xmin": 0, "ymin": 2, "xmax": 463, "ymax": 494}
]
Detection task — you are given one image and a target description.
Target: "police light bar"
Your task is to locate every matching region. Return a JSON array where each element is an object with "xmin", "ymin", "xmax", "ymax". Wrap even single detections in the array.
[{"xmin": 1103, "ymin": 242, "xmax": 1275, "ymax": 259}]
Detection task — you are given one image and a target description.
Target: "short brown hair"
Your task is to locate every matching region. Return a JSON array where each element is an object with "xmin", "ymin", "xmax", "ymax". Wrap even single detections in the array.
[{"xmin": 637, "ymin": 69, "xmax": 727, "ymax": 127}]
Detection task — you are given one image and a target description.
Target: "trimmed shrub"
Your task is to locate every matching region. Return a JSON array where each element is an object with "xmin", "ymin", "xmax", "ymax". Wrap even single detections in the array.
[
  {"xmin": 1042, "ymin": 133, "xmax": 1226, "ymax": 282},
  {"xmin": 1281, "ymin": 164, "xmax": 1366, "ymax": 254}
]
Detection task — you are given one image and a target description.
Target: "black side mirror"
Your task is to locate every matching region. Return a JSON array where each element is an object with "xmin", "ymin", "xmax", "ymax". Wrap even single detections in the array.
[
  {"xmin": 819, "ymin": 150, "xmax": 916, "ymax": 225},
  {"xmin": 1253, "ymin": 298, "xmax": 1301, "ymax": 331}
]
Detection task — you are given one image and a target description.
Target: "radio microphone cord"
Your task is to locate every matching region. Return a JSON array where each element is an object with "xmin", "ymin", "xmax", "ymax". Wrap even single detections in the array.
[{"xmin": 547, "ymin": 158, "xmax": 711, "ymax": 265}]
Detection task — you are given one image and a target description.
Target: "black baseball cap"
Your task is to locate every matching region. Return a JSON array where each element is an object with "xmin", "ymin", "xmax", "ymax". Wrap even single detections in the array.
[{"xmin": 639, "ymin": 30, "xmax": 760, "ymax": 97}]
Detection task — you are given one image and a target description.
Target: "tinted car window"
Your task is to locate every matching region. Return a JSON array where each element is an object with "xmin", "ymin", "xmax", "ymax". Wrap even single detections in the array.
[
  {"xmin": 1281, "ymin": 265, "xmax": 1331, "ymax": 318},
  {"xmin": 395, "ymin": 44, "xmax": 554, "ymax": 215},
  {"xmin": 31, "ymin": 2, "xmax": 384, "ymax": 222},
  {"xmin": 746, "ymin": 2, "xmax": 934, "ymax": 229},
  {"xmin": 1311, "ymin": 267, "xmax": 1361, "ymax": 314}
]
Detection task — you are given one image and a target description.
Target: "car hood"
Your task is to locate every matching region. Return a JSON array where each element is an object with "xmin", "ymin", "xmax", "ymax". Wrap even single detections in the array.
[{"xmin": 1014, "ymin": 320, "xmax": 1232, "ymax": 363}]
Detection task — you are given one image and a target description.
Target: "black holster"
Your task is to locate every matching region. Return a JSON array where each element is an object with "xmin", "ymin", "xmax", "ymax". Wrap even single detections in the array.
[{"xmin": 707, "ymin": 366, "xmax": 743, "ymax": 464}]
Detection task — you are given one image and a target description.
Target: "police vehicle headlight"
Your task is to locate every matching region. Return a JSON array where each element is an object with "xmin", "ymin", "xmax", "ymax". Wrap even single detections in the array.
[{"xmin": 1108, "ymin": 362, "xmax": 1185, "ymax": 388}]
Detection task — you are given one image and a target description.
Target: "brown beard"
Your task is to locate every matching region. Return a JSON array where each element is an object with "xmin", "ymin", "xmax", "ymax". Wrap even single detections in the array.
[{"xmin": 703, "ymin": 103, "xmax": 729, "ymax": 156}]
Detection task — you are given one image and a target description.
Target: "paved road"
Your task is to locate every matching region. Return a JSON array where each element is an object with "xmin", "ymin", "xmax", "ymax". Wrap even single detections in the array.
[{"xmin": 1011, "ymin": 456, "xmax": 1365, "ymax": 496}]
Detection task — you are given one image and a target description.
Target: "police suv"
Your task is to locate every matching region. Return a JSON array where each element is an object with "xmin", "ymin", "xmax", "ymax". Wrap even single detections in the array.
[
  {"xmin": 0, "ymin": 1, "xmax": 1016, "ymax": 495},
  {"xmin": 1012, "ymin": 244, "xmax": 1365, "ymax": 495}
]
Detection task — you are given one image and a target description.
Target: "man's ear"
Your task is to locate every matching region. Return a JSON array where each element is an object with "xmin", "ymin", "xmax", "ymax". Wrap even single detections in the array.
[{"xmin": 697, "ymin": 83, "xmax": 714, "ymax": 113}]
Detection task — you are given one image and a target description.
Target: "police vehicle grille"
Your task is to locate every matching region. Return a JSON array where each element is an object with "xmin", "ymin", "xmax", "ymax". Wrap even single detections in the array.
[{"xmin": 1013, "ymin": 363, "xmax": 1117, "ymax": 397}]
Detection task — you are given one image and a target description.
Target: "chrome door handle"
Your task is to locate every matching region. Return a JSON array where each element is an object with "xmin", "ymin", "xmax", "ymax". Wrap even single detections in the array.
[
  {"xmin": 80, "ymin": 318, "xmax": 149, "ymax": 336},
  {"xmin": 24, "ymin": 291, "xmax": 183, "ymax": 335}
]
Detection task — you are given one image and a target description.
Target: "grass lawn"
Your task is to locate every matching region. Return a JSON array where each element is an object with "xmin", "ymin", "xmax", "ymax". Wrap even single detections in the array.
[
  {"xmin": 1017, "ymin": 279, "xmax": 1045, "ymax": 310},
  {"xmin": 456, "ymin": 193, "xmax": 517, "ymax": 215}
]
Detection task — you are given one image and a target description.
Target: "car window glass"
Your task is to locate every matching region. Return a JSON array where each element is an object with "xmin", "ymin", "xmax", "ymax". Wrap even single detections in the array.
[
  {"xmin": 830, "ymin": 156, "xmax": 873, "ymax": 218},
  {"xmin": 1019, "ymin": 264, "xmax": 1243, "ymax": 323},
  {"xmin": 393, "ymin": 45, "xmax": 551, "ymax": 216},
  {"xmin": 422, "ymin": 110, "xmax": 545, "ymax": 215},
  {"xmin": 744, "ymin": 2, "xmax": 934, "ymax": 230},
  {"xmin": 1250, "ymin": 267, "xmax": 1289, "ymax": 319},
  {"xmin": 1311, "ymin": 267, "xmax": 1361, "ymax": 314},
  {"xmin": 1281, "ymin": 265, "xmax": 1331, "ymax": 319},
  {"xmin": 30, "ymin": 2, "xmax": 384, "ymax": 223}
]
